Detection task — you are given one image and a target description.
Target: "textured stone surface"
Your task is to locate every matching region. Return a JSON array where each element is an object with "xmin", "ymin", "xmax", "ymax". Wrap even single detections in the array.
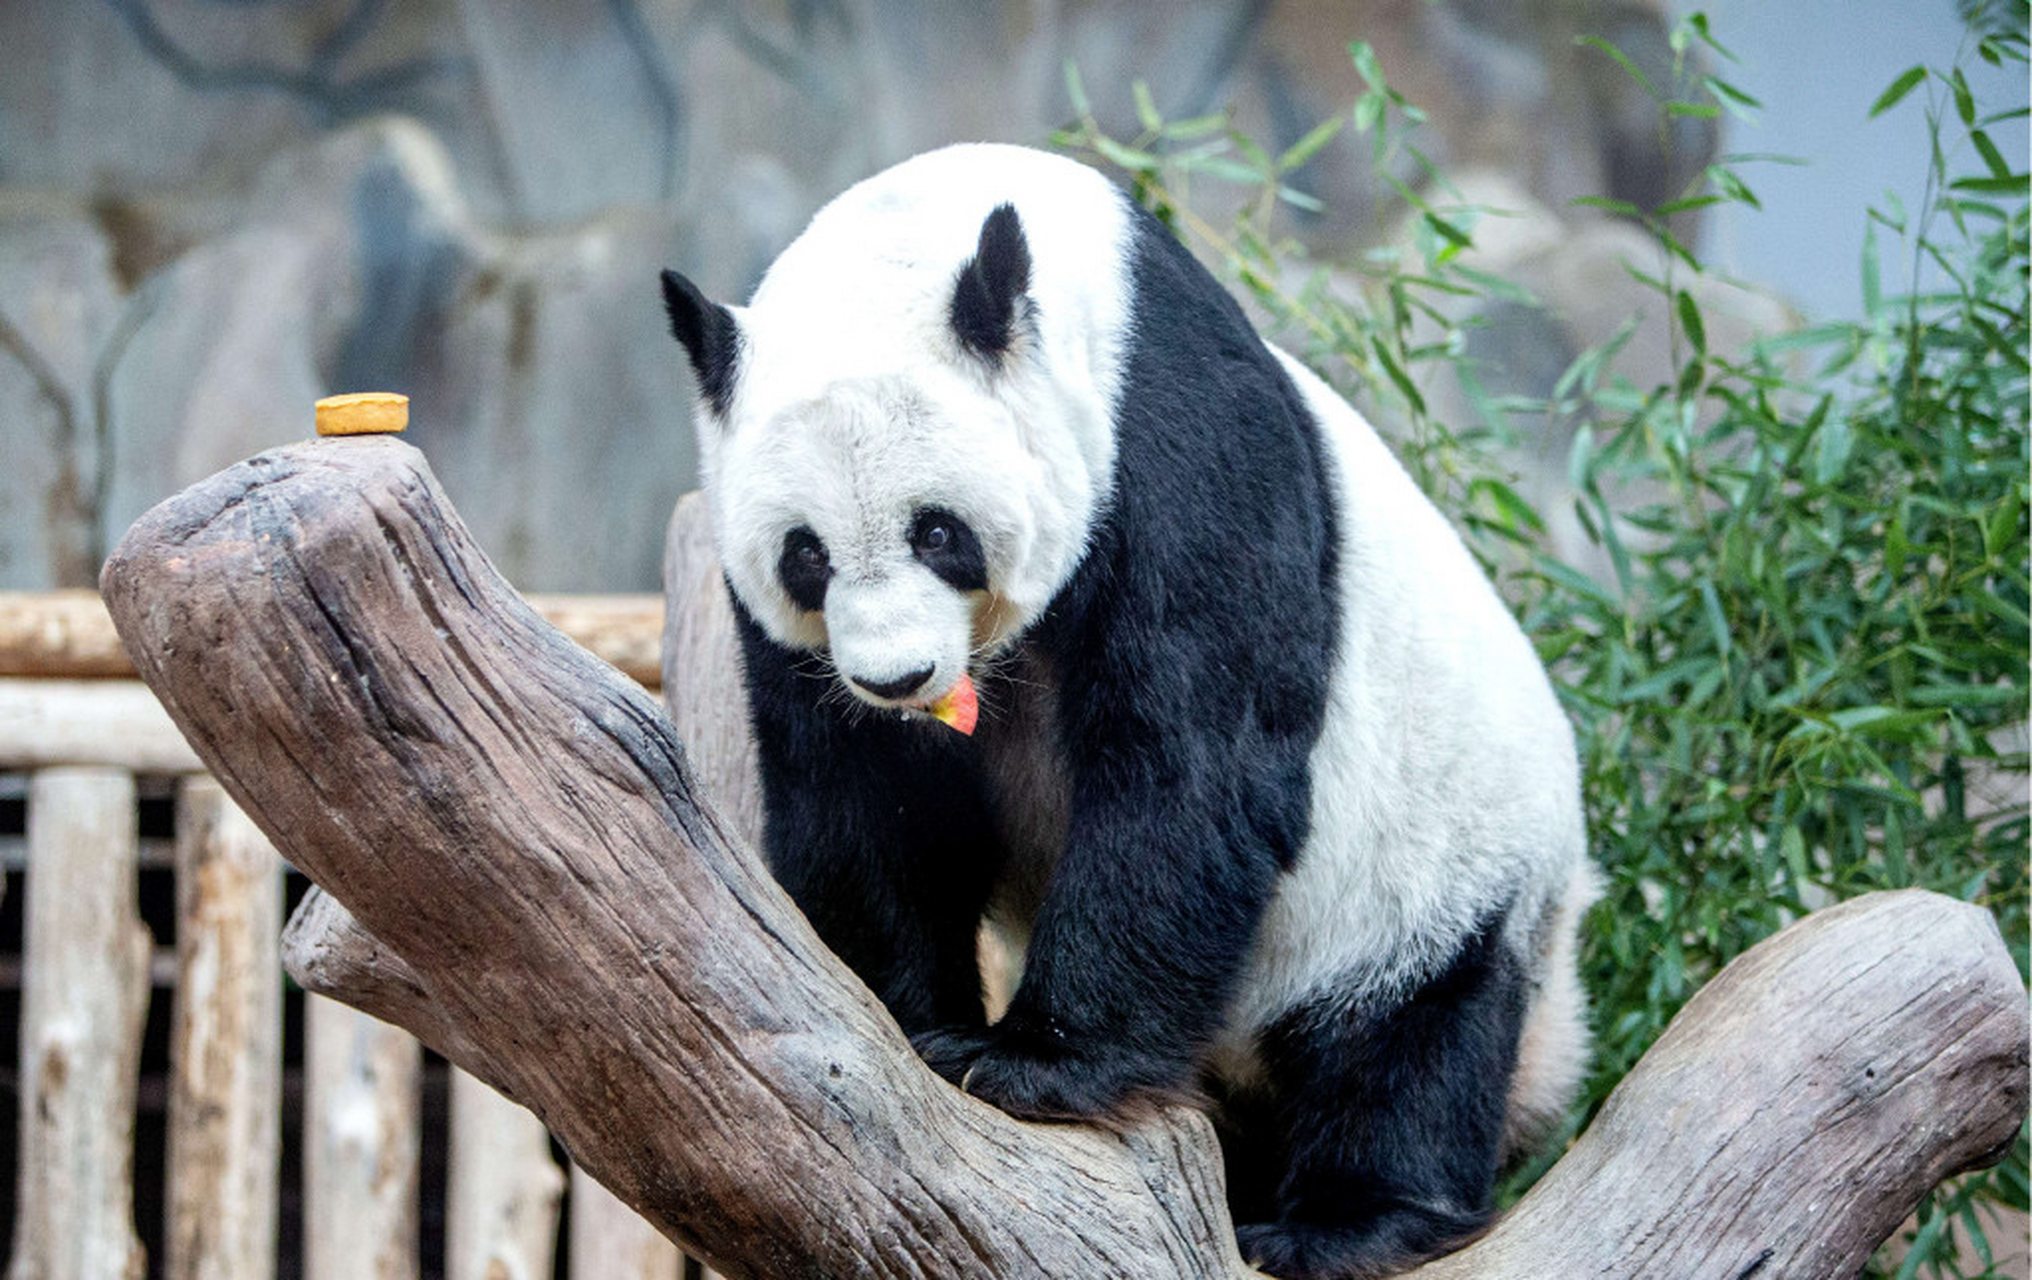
[
  {"xmin": 83, "ymin": 120, "xmax": 696, "ymax": 592},
  {"xmin": 1, "ymin": 0, "xmax": 1715, "ymax": 591}
]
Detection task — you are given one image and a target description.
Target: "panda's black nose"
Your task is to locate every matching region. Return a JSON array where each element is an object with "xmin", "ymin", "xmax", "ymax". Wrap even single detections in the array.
[{"xmin": 853, "ymin": 666, "xmax": 935, "ymax": 701}]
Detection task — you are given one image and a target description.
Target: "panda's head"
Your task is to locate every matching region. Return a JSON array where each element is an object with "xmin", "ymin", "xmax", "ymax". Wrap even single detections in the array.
[{"xmin": 660, "ymin": 151, "xmax": 1131, "ymax": 718}]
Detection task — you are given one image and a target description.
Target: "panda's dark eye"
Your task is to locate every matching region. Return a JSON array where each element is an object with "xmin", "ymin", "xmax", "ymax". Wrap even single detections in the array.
[
  {"xmin": 779, "ymin": 526, "xmax": 832, "ymax": 612},
  {"xmin": 909, "ymin": 507, "xmax": 987, "ymax": 592}
]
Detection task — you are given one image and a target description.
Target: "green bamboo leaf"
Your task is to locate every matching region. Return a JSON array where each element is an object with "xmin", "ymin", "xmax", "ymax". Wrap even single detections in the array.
[
  {"xmin": 1576, "ymin": 34, "xmax": 1660, "ymax": 98},
  {"xmin": 1180, "ymin": 155, "xmax": 1262, "ymax": 185},
  {"xmin": 1699, "ymin": 580, "xmax": 1732, "ymax": 658},
  {"xmin": 1949, "ymin": 66, "xmax": 1976, "ymax": 125},
  {"xmin": 1424, "ymin": 211, "xmax": 1473, "ymax": 249},
  {"xmin": 1449, "ymin": 264, "xmax": 1540, "ymax": 306},
  {"xmin": 1950, "ymin": 173, "xmax": 2031, "ymax": 196},
  {"xmin": 1369, "ymin": 337, "xmax": 1426, "ymax": 415},
  {"xmin": 1970, "ymin": 128, "xmax": 2012, "ymax": 180},
  {"xmin": 1092, "ymin": 136, "xmax": 1160, "ymax": 172},
  {"xmin": 1909, "ymin": 683, "xmax": 2022, "ymax": 708},
  {"xmin": 1063, "ymin": 59, "xmax": 1092, "ymax": 119},
  {"xmin": 1676, "ymin": 289, "xmax": 1707, "ymax": 357},
  {"xmin": 1348, "ymin": 40, "xmax": 1384, "ymax": 92},
  {"xmin": 1685, "ymin": 13, "xmax": 1738, "ymax": 62},
  {"xmin": 1861, "ymin": 220, "xmax": 1882, "ymax": 316},
  {"xmin": 1704, "ymin": 75, "xmax": 1762, "ymax": 118},
  {"xmin": 1279, "ymin": 116, "xmax": 1345, "ymax": 171},
  {"xmin": 1353, "ymin": 91, "xmax": 1383, "ymax": 134},
  {"xmin": 1570, "ymin": 195, "xmax": 1644, "ymax": 218},
  {"xmin": 1868, "ymin": 65, "xmax": 1927, "ymax": 118},
  {"xmin": 1161, "ymin": 113, "xmax": 1229, "ymax": 141},
  {"xmin": 1132, "ymin": 80, "xmax": 1163, "ymax": 133},
  {"xmin": 1657, "ymin": 193, "xmax": 1726, "ymax": 216},
  {"xmin": 1276, "ymin": 185, "xmax": 1325, "ymax": 213}
]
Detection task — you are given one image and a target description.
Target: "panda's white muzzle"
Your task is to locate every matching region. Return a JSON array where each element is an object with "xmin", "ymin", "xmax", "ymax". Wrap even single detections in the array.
[{"xmin": 824, "ymin": 573, "xmax": 972, "ymax": 712}]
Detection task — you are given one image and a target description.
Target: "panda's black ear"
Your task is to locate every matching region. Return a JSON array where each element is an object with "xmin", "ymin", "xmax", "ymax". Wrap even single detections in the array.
[
  {"xmin": 950, "ymin": 203, "xmax": 1032, "ymax": 362},
  {"xmin": 660, "ymin": 268, "xmax": 741, "ymax": 417}
]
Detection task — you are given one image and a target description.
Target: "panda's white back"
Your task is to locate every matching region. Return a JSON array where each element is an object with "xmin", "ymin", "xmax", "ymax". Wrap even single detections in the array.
[{"xmin": 1212, "ymin": 349, "xmax": 1589, "ymax": 1053}]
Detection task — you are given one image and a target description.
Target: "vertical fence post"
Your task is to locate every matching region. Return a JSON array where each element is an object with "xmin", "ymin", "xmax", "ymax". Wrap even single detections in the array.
[
  {"xmin": 8, "ymin": 765, "xmax": 151, "ymax": 1280},
  {"xmin": 167, "ymin": 776, "xmax": 283, "ymax": 1280},
  {"xmin": 567, "ymin": 1165, "xmax": 684, "ymax": 1280},
  {"xmin": 447, "ymin": 1068, "xmax": 564, "ymax": 1280},
  {"xmin": 304, "ymin": 998, "xmax": 421, "ymax": 1280}
]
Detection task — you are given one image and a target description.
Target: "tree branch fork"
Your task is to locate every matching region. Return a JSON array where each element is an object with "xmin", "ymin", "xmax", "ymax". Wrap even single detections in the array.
[{"xmin": 100, "ymin": 437, "xmax": 2028, "ymax": 1279}]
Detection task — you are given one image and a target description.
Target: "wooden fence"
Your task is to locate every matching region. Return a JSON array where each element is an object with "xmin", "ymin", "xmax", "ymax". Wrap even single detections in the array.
[{"xmin": 0, "ymin": 590, "xmax": 718, "ymax": 1280}]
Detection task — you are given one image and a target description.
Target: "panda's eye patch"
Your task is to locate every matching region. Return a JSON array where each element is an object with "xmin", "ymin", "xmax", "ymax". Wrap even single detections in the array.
[
  {"xmin": 779, "ymin": 526, "xmax": 833, "ymax": 612},
  {"xmin": 909, "ymin": 507, "xmax": 987, "ymax": 592}
]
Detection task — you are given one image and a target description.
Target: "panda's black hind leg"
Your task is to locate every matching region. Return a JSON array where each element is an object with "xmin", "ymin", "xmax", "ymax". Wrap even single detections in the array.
[{"xmin": 1234, "ymin": 917, "xmax": 1526, "ymax": 1280}]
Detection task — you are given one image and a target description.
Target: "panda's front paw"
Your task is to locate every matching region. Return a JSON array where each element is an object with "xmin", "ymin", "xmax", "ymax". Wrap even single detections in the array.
[
  {"xmin": 910, "ymin": 1025, "xmax": 996, "ymax": 1084},
  {"xmin": 916, "ymin": 1026, "xmax": 1176, "ymax": 1121},
  {"xmin": 951, "ymin": 1041, "xmax": 1137, "ymax": 1119}
]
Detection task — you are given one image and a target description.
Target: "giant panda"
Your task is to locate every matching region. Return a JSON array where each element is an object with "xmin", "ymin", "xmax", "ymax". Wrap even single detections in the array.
[{"xmin": 660, "ymin": 143, "xmax": 1595, "ymax": 1280}]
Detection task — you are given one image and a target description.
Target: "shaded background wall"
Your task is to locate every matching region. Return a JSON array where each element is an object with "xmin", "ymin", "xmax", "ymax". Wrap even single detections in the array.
[{"xmin": 0, "ymin": 0, "xmax": 2016, "ymax": 594}]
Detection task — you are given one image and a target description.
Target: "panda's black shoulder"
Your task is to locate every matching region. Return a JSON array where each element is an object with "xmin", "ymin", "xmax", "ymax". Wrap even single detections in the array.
[
  {"xmin": 1064, "ymin": 194, "xmax": 1341, "ymax": 623},
  {"xmin": 1025, "ymin": 194, "xmax": 1340, "ymax": 863}
]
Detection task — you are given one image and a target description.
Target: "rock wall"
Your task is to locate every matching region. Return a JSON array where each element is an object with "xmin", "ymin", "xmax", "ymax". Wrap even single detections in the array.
[{"xmin": 1, "ymin": 0, "xmax": 1710, "ymax": 591}]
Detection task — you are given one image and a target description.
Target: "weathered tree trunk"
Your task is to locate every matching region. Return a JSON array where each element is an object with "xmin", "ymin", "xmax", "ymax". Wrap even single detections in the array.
[{"xmin": 101, "ymin": 435, "xmax": 2029, "ymax": 1280}]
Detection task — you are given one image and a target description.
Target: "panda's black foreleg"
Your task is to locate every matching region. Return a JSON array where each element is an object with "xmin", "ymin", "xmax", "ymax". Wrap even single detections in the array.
[
  {"xmin": 921, "ymin": 547, "xmax": 1322, "ymax": 1118},
  {"xmin": 925, "ymin": 726, "xmax": 1296, "ymax": 1118},
  {"xmin": 735, "ymin": 605, "xmax": 1001, "ymax": 1036},
  {"xmin": 1233, "ymin": 917, "xmax": 1526, "ymax": 1280}
]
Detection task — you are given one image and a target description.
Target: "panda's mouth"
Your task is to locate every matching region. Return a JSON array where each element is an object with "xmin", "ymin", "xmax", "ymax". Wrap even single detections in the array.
[
  {"xmin": 839, "ymin": 667, "xmax": 979, "ymax": 735},
  {"xmin": 867, "ymin": 672, "xmax": 978, "ymax": 736}
]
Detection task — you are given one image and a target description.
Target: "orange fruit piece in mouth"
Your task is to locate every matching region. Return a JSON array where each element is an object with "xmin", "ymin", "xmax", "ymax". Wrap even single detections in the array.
[{"xmin": 928, "ymin": 673, "xmax": 979, "ymax": 735}]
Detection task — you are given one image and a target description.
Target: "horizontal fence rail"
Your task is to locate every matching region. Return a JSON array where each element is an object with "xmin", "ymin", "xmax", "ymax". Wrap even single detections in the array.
[{"xmin": 0, "ymin": 590, "xmax": 722, "ymax": 1280}]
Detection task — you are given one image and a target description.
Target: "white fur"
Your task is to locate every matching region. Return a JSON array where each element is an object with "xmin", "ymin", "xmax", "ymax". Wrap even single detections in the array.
[
  {"xmin": 1208, "ymin": 351, "xmax": 1590, "ymax": 1070},
  {"xmin": 698, "ymin": 145, "xmax": 1134, "ymax": 706}
]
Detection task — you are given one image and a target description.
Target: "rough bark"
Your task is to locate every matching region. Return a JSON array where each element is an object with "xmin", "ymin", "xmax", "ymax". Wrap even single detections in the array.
[
  {"xmin": 103, "ymin": 436, "xmax": 1243, "ymax": 1280},
  {"xmin": 660, "ymin": 491, "xmax": 762, "ymax": 843},
  {"xmin": 100, "ymin": 435, "xmax": 2029, "ymax": 1280}
]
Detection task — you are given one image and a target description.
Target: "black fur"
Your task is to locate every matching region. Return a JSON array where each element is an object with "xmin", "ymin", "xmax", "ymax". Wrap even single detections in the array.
[
  {"xmin": 909, "ymin": 507, "xmax": 987, "ymax": 592},
  {"xmin": 734, "ymin": 593, "xmax": 1001, "ymax": 1033},
  {"xmin": 949, "ymin": 203, "xmax": 1033, "ymax": 360},
  {"xmin": 660, "ymin": 268, "xmax": 741, "ymax": 417},
  {"xmin": 778, "ymin": 526, "xmax": 832, "ymax": 613},
  {"xmin": 1219, "ymin": 915, "xmax": 1526, "ymax": 1280}
]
